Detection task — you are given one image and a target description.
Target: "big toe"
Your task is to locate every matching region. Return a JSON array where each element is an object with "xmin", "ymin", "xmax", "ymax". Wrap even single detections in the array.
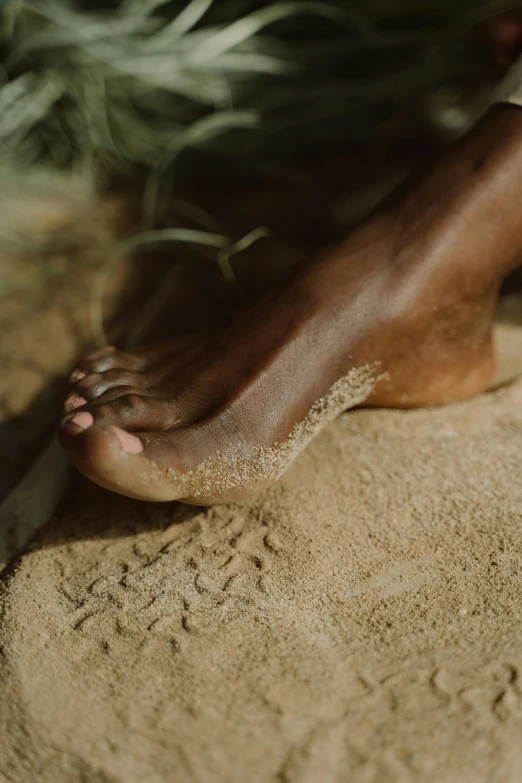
[
  {"xmin": 59, "ymin": 418, "xmax": 263, "ymax": 505},
  {"xmin": 59, "ymin": 424, "xmax": 188, "ymax": 502}
]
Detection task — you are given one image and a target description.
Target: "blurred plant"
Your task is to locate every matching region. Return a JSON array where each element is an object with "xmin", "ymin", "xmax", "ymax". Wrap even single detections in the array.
[
  {"xmin": 0, "ymin": 0, "xmax": 517, "ymax": 183},
  {"xmin": 0, "ymin": 0, "xmax": 518, "ymax": 304}
]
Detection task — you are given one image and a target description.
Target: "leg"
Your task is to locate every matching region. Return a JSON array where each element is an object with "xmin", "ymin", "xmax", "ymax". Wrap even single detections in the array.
[{"xmin": 60, "ymin": 105, "xmax": 522, "ymax": 505}]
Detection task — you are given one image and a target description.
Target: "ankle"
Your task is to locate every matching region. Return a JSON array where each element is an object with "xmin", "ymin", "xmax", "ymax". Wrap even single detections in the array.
[{"xmin": 383, "ymin": 105, "xmax": 522, "ymax": 281}]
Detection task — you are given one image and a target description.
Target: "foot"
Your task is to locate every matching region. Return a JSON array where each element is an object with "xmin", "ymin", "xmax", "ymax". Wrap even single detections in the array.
[{"xmin": 59, "ymin": 106, "xmax": 522, "ymax": 505}]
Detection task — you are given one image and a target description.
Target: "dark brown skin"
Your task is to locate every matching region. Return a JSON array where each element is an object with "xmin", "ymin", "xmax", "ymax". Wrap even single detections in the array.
[{"xmin": 59, "ymin": 103, "xmax": 522, "ymax": 504}]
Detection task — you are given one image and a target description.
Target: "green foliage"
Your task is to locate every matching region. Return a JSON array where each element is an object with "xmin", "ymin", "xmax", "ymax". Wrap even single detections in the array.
[
  {"xmin": 0, "ymin": 0, "xmax": 518, "ymax": 309},
  {"xmin": 0, "ymin": 0, "xmax": 516, "ymax": 183}
]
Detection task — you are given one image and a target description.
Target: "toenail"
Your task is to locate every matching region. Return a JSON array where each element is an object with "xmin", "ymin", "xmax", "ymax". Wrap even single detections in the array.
[
  {"xmin": 111, "ymin": 426, "xmax": 143, "ymax": 454},
  {"xmin": 68, "ymin": 411, "xmax": 94, "ymax": 431},
  {"xmin": 69, "ymin": 396, "xmax": 87, "ymax": 410},
  {"xmin": 70, "ymin": 370, "xmax": 87, "ymax": 382}
]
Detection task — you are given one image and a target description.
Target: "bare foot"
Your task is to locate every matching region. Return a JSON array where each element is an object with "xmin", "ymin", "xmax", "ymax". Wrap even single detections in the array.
[{"xmin": 59, "ymin": 106, "xmax": 522, "ymax": 505}]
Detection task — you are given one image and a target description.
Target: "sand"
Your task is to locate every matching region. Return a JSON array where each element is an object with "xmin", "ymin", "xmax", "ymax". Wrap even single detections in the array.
[
  {"xmin": 1, "ymin": 304, "xmax": 522, "ymax": 783},
  {"xmin": 151, "ymin": 364, "xmax": 382, "ymax": 503}
]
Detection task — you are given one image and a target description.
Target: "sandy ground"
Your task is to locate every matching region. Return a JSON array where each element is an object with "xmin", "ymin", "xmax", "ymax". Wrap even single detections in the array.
[
  {"xmin": 1, "ymin": 172, "xmax": 522, "ymax": 782},
  {"xmin": 0, "ymin": 291, "xmax": 521, "ymax": 782}
]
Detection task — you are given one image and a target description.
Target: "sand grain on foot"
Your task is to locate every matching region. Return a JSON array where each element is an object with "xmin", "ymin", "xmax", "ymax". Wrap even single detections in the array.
[{"xmin": 153, "ymin": 363, "xmax": 382, "ymax": 502}]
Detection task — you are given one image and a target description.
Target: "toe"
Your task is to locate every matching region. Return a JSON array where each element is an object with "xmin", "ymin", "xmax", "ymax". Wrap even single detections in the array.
[
  {"xmin": 61, "ymin": 410, "xmax": 95, "ymax": 437},
  {"xmin": 78, "ymin": 346, "xmax": 146, "ymax": 374},
  {"xmin": 59, "ymin": 424, "xmax": 187, "ymax": 502},
  {"xmin": 67, "ymin": 395, "xmax": 87, "ymax": 411},
  {"xmin": 67, "ymin": 368, "xmax": 145, "ymax": 404},
  {"xmin": 62, "ymin": 389, "xmax": 180, "ymax": 432},
  {"xmin": 59, "ymin": 418, "xmax": 260, "ymax": 504},
  {"xmin": 69, "ymin": 333, "xmax": 211, "ymax": 387},
  {"xmin": 69, "ymin": 369, "xmax": 87, "ymax": 383}
]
